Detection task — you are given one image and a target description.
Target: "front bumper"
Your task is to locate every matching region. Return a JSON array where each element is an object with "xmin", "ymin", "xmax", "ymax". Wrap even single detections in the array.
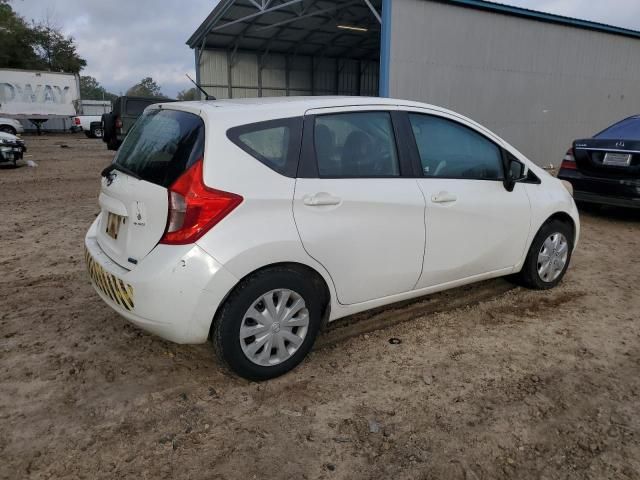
[
  {"xmin": 0, "ymin": 144, "xmax": 24, "ymax": 163},
  {"xmin": 84, "ymin": 219, "xmax": 239, "ymax": 344},
  {"xmin": 558, "ymin": 168, "xmax": 640, "ymax": 209}
]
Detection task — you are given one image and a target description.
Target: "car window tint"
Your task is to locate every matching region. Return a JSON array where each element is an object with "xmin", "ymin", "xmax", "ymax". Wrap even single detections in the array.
[
  {"xmin": 595, "ymin": 117, "xmax": 640, "ymax": 140},
  {"xmin": 237, "ymin": 126, "xmax": 289, "ymax": 169},
  {"xmin": 314, "ymin": 112, "xmax": 399, "ymax": 177},
  {"xmin": 227, "ymin": 117, "xmax": 302, "ymax": 177},
  {"xmin": 114, "ymin": 109, "xmax": 204, "ymax": 188},
  {"xmin": 125, "ymin": 99, "xmax": 154, "ymax": 115},
  {"xmin": 409, "ymin": 114, "xmax": 503, "ymax": 180}
]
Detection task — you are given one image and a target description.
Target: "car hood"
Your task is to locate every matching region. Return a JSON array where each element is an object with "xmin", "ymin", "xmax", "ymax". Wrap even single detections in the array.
[{"xmin": 0, "ymin": 131, "xmax": 20, "ymax": 143}]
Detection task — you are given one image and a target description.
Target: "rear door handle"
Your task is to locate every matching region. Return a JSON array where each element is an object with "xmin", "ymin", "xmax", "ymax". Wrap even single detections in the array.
[
  {"xmin": 303, "ymin": 192, "xmax": 342, "ymax": 206},
  {"xmin": 431, "ymin": 191, "xmax": 457, "ymax": 204}
]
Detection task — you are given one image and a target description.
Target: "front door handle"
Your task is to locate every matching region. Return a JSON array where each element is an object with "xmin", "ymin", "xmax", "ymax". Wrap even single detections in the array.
[
  {"xmin": 303, "ymin": 192, "xmax": 342, "ymax": 207},
  {"xmin": 431, "ymin": 191, "xmax": 457, "ymax": 204}
]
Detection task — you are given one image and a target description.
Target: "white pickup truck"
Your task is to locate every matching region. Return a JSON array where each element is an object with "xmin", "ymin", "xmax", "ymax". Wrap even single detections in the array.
[{"xmin": 71, "ymin": 115, "xmax": 103, "ymax": 138}]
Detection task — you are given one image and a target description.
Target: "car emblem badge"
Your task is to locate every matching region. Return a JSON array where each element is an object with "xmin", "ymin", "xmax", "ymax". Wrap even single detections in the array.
[
  {"xmin": 106, "ymin": 171, "xmax": 116, "ymax": 186},
  {"xmin": 616, "ymin": 141, "xmax": 625, "ymax": 148}
]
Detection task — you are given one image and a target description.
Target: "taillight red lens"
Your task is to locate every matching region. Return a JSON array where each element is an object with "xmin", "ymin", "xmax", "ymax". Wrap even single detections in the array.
[
  {"xmin": 160, "ymin": 159, "xmax": 243, "ymax": 245},
  {"xmin": 74, "ymin": 117, "xmax": 81, "ymax": 125},
  {"xmin": 560, "ymin": 147, "xmax": 577, "ymax": 170},
  {"xmin": 115, "ymin": 117, "xmax": 123, "ymax": 129}
]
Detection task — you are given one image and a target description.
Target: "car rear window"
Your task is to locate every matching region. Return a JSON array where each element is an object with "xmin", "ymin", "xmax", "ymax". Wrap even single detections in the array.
[
  {"xmin": 125, "ymin": 99, "xmax": 155, "ymax": 116},
  {"xmin": 595, "ymin": 117, "xmax": 640, "ymax": 140},
  {"xmin": 113, "ymin": 109, "xmax": 204, "ymax": 188}
]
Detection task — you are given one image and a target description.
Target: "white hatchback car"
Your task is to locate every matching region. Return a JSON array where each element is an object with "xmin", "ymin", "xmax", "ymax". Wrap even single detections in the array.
[{"xmin": 85, "ymin": 97, "xmax": 579, "ymax": 380}]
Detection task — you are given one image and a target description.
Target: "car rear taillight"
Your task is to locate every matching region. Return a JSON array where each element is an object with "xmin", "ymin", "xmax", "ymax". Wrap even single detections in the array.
[
  {"xmin": 160, "ymin": 159, "xmax": 243, "ymax": 245},
  {"xmin": 560, "ymin": 148, "xmax": 577, "ymax": 170},
  {"xmin": 115, "ymin": 117, "xmax": 123, "ymax": 129},
  {"xmin": 74, "ymin": 117, "xmax": 81, "ymax": 126}
]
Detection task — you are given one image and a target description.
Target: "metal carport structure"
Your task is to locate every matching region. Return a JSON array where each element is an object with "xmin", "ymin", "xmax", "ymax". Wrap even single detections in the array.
[{"xmin": 187, "ymin": 0, "xmax": 392, "ymax": 99}]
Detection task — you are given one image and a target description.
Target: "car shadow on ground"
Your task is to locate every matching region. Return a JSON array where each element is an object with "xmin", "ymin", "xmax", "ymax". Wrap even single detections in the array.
[{"xmin": 577, "ymin": 203, "xmax": 640, "ymax": 223}]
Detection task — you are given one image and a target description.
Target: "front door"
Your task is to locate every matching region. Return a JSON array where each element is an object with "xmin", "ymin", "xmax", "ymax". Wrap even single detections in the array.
[
  {"xmin": 404, "ymin": 111, "xmax": 531, "ymax": 288},
  {"xmin": 293, "ymin": 108, "xmax": 426, "ymax": 305}
]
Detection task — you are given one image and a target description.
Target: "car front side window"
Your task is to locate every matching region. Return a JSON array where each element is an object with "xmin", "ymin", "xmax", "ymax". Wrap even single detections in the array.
[{"xmin": 408, "ymin": 113, "xmax": 503, "ymax": 181}]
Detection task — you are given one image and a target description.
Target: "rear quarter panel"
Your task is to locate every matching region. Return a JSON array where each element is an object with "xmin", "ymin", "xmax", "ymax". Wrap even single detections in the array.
[{"xmin": 182, "ymin": 105, "xmax": 339, "ymax": 314}]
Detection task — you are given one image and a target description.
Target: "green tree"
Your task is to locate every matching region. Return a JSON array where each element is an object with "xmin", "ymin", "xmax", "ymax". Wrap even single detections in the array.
[
  {"xmin": 0, "ymin": 2, "xmax": 41, "ymax": 69},
  {"xmin": 0, "ymin": 2, "xmax": 86, "ymax": 73},
  {"xmin": 80, "ymin": 75, "xmax": 117, "ymax": 101},
  {"xmin": 177, "ymin": 87, "xmax": 198, "ymax": 101},
  {"xmin": 127, "ymin": 77, "xmax": 165, "ymax": 98},
  {"xmin": 31, "ymin": 23, "xmax": 86, "ymax": 73}
]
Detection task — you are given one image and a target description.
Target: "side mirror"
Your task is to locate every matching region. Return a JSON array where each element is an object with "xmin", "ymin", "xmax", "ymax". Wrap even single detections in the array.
[{"xmin": 504, "ymin": 159, "xmax": 527, "ymax": 192}]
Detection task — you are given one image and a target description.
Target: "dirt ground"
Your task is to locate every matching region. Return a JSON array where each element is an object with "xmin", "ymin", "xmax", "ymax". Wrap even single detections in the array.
[{"xmin": 1, "ymin": 134, "xmax": 639, "ymax": 480}]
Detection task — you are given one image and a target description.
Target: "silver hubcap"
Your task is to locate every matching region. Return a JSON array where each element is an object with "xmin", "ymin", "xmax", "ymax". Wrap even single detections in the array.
[
  {"xmin": 537, "ymin": 232, "xmax": 569, "ymax": 282},
  {"xmin": 239, "ymin": 289, "xmax": 309, "ymax": 367}
]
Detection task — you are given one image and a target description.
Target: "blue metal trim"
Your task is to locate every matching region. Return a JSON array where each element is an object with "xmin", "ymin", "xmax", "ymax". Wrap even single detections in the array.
[
  {"xmin": 437, "ymin": 0, "xmax": 640, "ymax": 40},
  {"xmin": 379, "ymin": 0, "xmax": 392, "ymax": 97}
]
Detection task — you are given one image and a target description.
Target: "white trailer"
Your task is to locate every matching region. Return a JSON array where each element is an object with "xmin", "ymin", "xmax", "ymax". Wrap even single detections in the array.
[{"xmin": 0, "ymin": 69, "xmax": 81, "ymax": 133}]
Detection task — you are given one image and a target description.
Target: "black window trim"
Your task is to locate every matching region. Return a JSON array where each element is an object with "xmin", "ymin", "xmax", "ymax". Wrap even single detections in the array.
[
  {"xmin": 226, "ymin": 116, "xmax": 303, "ymax": 178},
  {"xmin": 298, "ymin": 109, "xmax": 413, "ymax": 179},
  {"xmin": 504, "ymin": 150, "xmax": 542, "ymax": 185},
  {"xmin": 402, "ymin": 110, "xmax": 508, "ymax": 182}
]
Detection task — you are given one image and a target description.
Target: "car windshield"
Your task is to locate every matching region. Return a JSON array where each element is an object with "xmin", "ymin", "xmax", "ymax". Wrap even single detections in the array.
[
  {"xmin": 113, "ymin": 109, "xmax": 204, "ymax": 188},
  {"xmin": 595, "ymin": 116, "xmax": 640, "ymax": 140}
]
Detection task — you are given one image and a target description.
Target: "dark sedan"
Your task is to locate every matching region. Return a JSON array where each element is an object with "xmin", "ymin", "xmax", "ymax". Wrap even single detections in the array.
[
  {"xmin": 0, "ymin": 132, "xmax": 26, "ymax": 167},
  {"xmin": 558, "ymin": 115, "xmax": 640, "ymax": 209}
]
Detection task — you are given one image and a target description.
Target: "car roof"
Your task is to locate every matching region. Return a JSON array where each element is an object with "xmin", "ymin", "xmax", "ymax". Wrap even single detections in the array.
[{"xmin": 167, "ymin": 96, "xmax": 439, "ymax": 116}]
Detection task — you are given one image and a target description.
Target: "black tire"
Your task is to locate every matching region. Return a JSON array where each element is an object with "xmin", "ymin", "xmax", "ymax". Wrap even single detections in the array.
[
  {"xmin": 101, "ymin": 113, "xmax": 115, "ymax": 144},
  {"xmin": 90, "ymin": 122, "xmax": 103, "ymax": 139},
  {"xmin": 0, "ymin": 125, "xmax": 17, "ymax": 135},
  {"xmin": 516, "ymin": 219, "xmax": 574, "ymax": 290},
  {"xmin": 212, "ymin": 266, "xmax": 324, "ymax": 381}
]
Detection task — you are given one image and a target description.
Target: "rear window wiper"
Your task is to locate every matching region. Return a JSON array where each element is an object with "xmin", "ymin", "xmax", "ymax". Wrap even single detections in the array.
[{"xmin": 101, "ymin": 162, "xmax": 142, "ymax": 181}]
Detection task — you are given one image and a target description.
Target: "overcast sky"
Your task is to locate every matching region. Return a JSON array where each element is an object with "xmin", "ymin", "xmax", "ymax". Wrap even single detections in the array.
[{"xmin": 10, "ymin": 0, "xmax": 640, "ymax": 97}]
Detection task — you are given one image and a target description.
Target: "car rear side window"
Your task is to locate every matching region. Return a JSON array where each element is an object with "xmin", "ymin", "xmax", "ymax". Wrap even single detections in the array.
[
  {"xmin": 113, "ymin": 109, "xmax": 204, "ymax": 188},
  {"xmin": 227, "ymin": 117, "xmax": 302, "ymax": 177},
  {"xmin": 595, "ymin": 117, "xmax": 640, "ymax": 140},
  {"xmin": 314, "ymin": 111, "xmax": 400, "ymax": 177},
  {"xmin": 409, "ymin": 113, "xmax": 503, "ymax": 180}
]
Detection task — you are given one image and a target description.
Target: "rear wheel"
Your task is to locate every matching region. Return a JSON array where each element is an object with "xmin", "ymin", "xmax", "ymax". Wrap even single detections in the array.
[
  {"xmin": 212, "ymin": 266, "xmax": 323, "ymax": 380},
  {"xmin": 516, "ymin": 219, "xmax": 573, "ymax": 289},
  {"xmin": 90, "ymin": 125, "xmax": 103, "ymax": 138}
]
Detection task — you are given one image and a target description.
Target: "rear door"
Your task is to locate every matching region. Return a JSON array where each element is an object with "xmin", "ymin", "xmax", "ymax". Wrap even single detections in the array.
[
  {"xmin": 293, "ymin": 107, "xmax": 426, "ymax": 305},
  {"xmin": 97, "ymin": 107, "xmax": 204, "ymax": 268}
]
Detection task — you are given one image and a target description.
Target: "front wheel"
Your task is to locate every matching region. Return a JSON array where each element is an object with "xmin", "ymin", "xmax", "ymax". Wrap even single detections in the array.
[
  {"xmin": 516, "ymin": 219, "xmax": 574, "ymax": 290},
  {"xmin": 212, "ymin": 266, "xmax": 323, "ymax": 380}
]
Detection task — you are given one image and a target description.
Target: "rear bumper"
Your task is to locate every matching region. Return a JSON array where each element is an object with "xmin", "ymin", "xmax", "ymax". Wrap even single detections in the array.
[
  {"xmin": 84, "ymin": 219, "xmax": 239, "ymax": 344},
  {"xmin": 558, "ymin": 168, "xmax": 640, "ymax": 208}
]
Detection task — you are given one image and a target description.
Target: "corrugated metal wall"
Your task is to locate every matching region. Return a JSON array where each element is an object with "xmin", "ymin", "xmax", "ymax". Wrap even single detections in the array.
[
  {"xmin": 199, "ymin": 49, "xmax": 379, "ymax": 99},
  {"xmin": 390, "ymin": 0, "xmax": 640, "ymax": 166}
]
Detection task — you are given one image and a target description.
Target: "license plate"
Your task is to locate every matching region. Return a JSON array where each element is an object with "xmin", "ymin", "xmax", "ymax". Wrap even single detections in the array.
[
  {"xmin": 603, "ymin": 152, "xmax": 632, "ymax": 167},
  {"xmin": 106, "ymin": 212, "xmax": 124, "ymax": 240}
]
